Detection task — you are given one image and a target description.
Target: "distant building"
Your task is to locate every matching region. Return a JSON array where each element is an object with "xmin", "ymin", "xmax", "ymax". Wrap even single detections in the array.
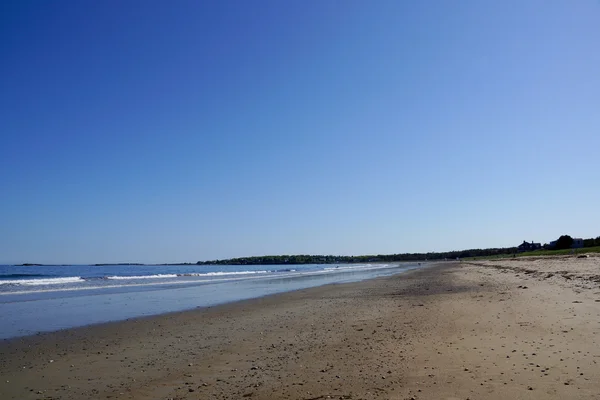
[
  {"xmin": 572, "ymin": 238, "xmax": 584, "ymax": 248},
  {"xmin": 517, "ymin": 240, "xmax": 542, "ymax": 252}
]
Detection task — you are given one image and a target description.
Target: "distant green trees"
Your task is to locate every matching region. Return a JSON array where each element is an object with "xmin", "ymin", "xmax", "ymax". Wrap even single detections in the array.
[
  {"xmin": 196, "ymin": 247, "xmax": 518, "ymax": 265},
  {"xmin": 195, "ymin": 234, "xmax": 600, "ymax": 265},
  {"xmin": 583, "ymin": 236, "xmax": 600, "ymax": 247},
  {"xmin": 554, "ymin": 235, "xmax": 574, "ymax": 250},
  {"xmin": 547, "ymin": 235, "xmax": 600, "ymax": 249}
]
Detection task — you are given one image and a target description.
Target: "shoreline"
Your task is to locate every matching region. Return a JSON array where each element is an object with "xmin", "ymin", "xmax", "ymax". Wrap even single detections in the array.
[
  {"xmin": 0, "ymin": 262, "xmax": 436, "ymax": 344},
  {"xmin": 0, "ymin": 262, "xmax": 426, "ymax": 340},
  {"xmin": 2, "ymin": 257, "xmax": 600, "ymax": 399}
]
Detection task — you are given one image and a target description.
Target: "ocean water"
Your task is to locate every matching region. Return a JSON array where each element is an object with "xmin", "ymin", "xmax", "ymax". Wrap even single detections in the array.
[{"xmin": 0, "ymin": 262, "xmax": 423, "ymax": 339}]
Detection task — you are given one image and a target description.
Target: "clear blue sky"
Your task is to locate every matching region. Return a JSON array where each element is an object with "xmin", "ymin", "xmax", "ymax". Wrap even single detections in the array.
[{"xmin": 1, "ymin": 1, "xmax": 599, "ymax": 264}]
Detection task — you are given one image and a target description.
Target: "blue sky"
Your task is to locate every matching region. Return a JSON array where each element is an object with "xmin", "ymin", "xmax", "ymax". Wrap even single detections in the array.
[{"xmin": 1, "ymin": 1, "xmax": 599, "ymax": 264}]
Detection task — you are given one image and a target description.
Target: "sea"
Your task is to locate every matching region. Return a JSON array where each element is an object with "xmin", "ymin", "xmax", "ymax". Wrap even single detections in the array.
[{"xmin": 0, "ymin": 262, "xmax": 424, "ymax": 340}]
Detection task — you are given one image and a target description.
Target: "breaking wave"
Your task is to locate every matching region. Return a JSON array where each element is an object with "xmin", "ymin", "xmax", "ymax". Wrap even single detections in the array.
[{"xmin": 0, "ymin": 277, "xmax": 85, "ymax": 286}]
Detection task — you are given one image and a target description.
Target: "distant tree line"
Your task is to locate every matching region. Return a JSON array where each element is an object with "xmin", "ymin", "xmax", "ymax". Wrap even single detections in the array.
[
  {"xmin": 195, "ymin": 234, "xmax": 600, "ymax": 266},
  {"xmin": 545, "ymin": 235, "xmax": 600, "ymax": 250},
  {"xmin": 583, "ymin": 236, "xmax": 600, "ymax": 248},
  {"xmin": 196, "ymin": 247, "xmax": 517, "ymax": 265}
]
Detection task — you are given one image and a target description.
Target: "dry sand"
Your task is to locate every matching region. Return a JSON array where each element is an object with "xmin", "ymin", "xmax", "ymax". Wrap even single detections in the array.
[{"xmin": 1, "ymin": 256, "xmax": 600, "ymax": 399}]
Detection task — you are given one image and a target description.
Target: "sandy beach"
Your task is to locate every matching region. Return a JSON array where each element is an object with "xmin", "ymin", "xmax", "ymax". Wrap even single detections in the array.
[{"xmin": 2, "ymin": 256, "xmax": 600, "ymax": 400}]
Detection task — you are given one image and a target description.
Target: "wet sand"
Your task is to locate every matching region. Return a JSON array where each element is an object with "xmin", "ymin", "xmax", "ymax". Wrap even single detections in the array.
[{"xmin": 1, "ymin": 257, "xmax": 600, "ymax": 399}]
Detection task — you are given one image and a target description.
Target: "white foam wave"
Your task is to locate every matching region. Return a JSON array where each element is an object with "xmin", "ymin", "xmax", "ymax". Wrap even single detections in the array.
[
  {"xmin": 0, "ymin": 273, "xmax": 275, "ymax": 296},
  {"xmin": 0, "ymin": 277, "xmax": 84, "ymax": 286},
  {"xmin": 105, "ymin": 271, "xmax": 269, "ymax": 280},
  {"xmin": 323, "ymin": 264, "xmax": 389, "ymax": 271},
  {"xmin": 0, "ymin": 264, "xmax": 413, "ymax": 296},
  {"xmin": 182, "ymin": 270, "xmax": 269, "ymax": 277},
  {"xmin": 106, "ymin": 274, "xmax": 179, "ymax": 280}
]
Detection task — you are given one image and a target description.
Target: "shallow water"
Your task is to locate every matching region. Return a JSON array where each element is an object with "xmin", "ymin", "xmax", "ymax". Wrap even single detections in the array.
[{"xmin": 0, "ymin": 263, "xmax": 422, "ymax": 339}]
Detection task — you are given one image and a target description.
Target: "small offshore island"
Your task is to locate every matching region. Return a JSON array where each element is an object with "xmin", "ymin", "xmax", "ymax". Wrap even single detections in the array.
[{"xmin": 16, "ymin": 235, "xmax": 600, "ymax": 267}]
